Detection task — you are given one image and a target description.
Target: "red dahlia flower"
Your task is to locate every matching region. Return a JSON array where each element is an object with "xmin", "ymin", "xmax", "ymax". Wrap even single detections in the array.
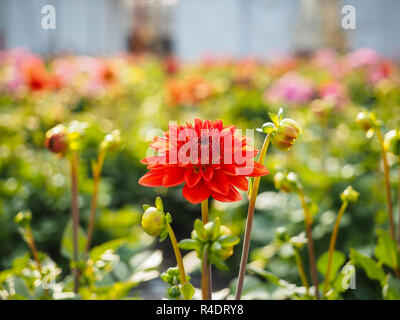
[{"xmin": 139, "ymin": 119, "xmax": 269, "ymax": 204}]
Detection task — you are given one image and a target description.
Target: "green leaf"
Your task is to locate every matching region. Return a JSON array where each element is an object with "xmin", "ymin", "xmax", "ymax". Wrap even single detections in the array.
[
  {"xmin": 61, "ymin": 220, "xmax": 87, "ymax": 261},
  {"xmin": 178, "ymin": 239, "xmax": 199, "ymax": 251},
  {"xmin": 181, "ymin": 282, "xmax": 195, "ymax": 300},
  {"xmin": 247, "ymin": 265, "xmax": 294, "ymax": 289},
  {"xmin": 350, "ymin": 249, "xmax": 385, "ymax": 284},
  {"xmin": 89, "ymin": 238, "xmax": 126, "ymax": 262},
  {"xmin": 209, "ymin": 253, "xmax": 228, "ymax": 271},
  {"xmin": 211, "ymin": 217, "xmax": 221, "ymax": 241},
  {"xmin": 210, "ymin": 241, "xmax": 222, "ymax": 252},
  {"xmin": 219, "ymin": 235, "xmax": 240, "ymax": 247},
  {"xmin": 155, "ymin": 197, "xmax": 163, "ymax": 211},
  {"xmin": 375, "ymin": 229, "xmax": 398, "ymax": 269},
  {"xmin": 317, "ymin": 250, "xmax": 345, "ymax": 283},
  {"xmin": 268, "ymin": 112, "xmax": 279, "ymax": 126},
  {"xmin": 194, "ymin": 219, "xmax": 207, "ymax": 241},
  {"xmin": 383, "ymin": 275, "xmax": 400, "ymax": 300}
]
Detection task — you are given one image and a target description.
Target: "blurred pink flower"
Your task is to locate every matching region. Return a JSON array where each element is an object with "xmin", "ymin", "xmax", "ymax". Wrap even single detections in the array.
[{"xmin": 264, "ymin": 72, "xmax": 314, "ymax": 105}]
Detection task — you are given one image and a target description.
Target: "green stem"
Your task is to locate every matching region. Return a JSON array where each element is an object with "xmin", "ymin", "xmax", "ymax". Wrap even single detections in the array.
[
  {"xmin": 70, "ymin": 150, "xmax": 80, "ymax": 294},
  {"xmin": 398, "ymin": 158, "xmax": 400, "ymax": 248},
  {"xmin": 201, "ymin": 199, "xmax": 211, "ymax": 300},
  {"xmin": 298, "ymin": 189, "xmax": 320, "ymax": 300},
  {"xmin": 294, "ymin": 247, "xmax": 309, "ymax": 294},
  {"xmin": 376, "ymin": 128, "xmax": 396, "ymax": 242},
  {"xmin": 26, "ymin": 227, "xmax": 50, "ymax": 297},
  {"xmin": 167, "ymin": 224, "xmax": 187, "ymax": 286},
  {"xmin": 85, "ymin": 149, "xmax": 106, "ymax": 256},
  {"xmin": 235, "ymin": 134, "xmax": 270, "ymax": 300},
  {"xmin": 323, "ymin": 200, "xmax": 348, "ymax": 295}
]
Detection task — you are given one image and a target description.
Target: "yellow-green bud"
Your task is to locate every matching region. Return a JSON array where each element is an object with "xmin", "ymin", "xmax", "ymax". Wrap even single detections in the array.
[
  {"xmin": 273, "ymin": 172, "xmax": 302, "ymax": 193},
  {"xmin": 270, "ymin": 118, "xmax": 301, "ymax": 151},
  {"xmin": 340, "ymin": 186, "xmax": 359, "ymax": 203},
  {"xmin": 100, "ymin": 130, "xmax": 122, "ymax": 151},
  {"xmin": 15, "ymin": 210, "xmax": 32, "ymax": 227},
  {"xmin": 384, "ymin": 129, "xmax": 400, "ymax": 156},
  {"xmin": 141, "ymin": 207, "xmax": 166, "ymax": 237},
  {"xmin": 355, "ymin": 111, "xmax": 376, "ymax": 132}
]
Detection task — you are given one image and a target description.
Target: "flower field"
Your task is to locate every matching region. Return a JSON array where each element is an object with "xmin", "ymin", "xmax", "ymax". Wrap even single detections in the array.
[{"xmin": 1, "ymin": 47, "xmax": 400, "ymax": 300}]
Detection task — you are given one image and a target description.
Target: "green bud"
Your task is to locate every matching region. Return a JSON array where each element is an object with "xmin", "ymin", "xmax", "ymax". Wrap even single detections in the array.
[
  {"xmin": 141, "ymin": 207, "xmax": 166, "ymax": 237},
  {"xmin": 270, "ymin": 118, "xmax": 301, "ymax": 151},
  {"xmin": 340, "ymin": 186, "xmax": 359, "ymax": 203},
  {"xmin": 384, "ymin": 129, "xmax": 400, "ymax": 156},
  {"xmin": 44, "ymin": 124, "xmax": 68, "ymax": 154},
  {"xmin": 168, "ymin": 285, "xmax": 181, "ymax": 298},
  {"xmin": 355, "ymin": 111, "xmax": 376, "ymax": 132},
  {"xmin": 14, "ymin": 210, "xmax": 32, "ymax": 227},
  {"xmin": 273, "ymin": 172, "xmax": 302, "ymax": 193},
  {"xmin": 100, "ymin": 130, "xmax": 121, "ymax": 151},
  {"xmin": 275, "ymin": 227, "xmax": 289, "ymax": 243}
]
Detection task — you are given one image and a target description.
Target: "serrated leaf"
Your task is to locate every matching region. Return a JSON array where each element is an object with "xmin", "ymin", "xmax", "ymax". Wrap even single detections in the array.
[
  {"xmin": 181, "ymin": 282, "xmax": 195, "ymax": 300},
  {"xmin": 61, "ymin": 220, "xmax": 87, "ymax": 261},
  {"xmin": 350, "ymin": 249, "xmax": 385, "ymax": 284},
  {"xmin": 317, "ymin": 250, "xmax": 345, "ymax": 283},
  {"xmin": 375, "ymin": 229, "xmax": 398, "ymax": 269}
]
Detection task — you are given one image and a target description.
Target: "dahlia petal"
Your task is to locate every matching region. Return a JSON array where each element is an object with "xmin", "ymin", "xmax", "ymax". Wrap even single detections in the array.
[
  {"xmin": 228, "ymin": 175, "xmax": 249, "ymax": 191},
  {"xmin": 201, "ymin": 166, "xmax": 214, "ymax": 181},
  {"xmin": 182, "ymin": 180, "xmax": 210, "ymax": 204},
  {"xmin": 245, "ymin": 161, "xmax": 270, "ymax": 177},
  {"xmin": 162, "ymin": 167, "xmax": 185, "ymax": 187},
  {"xmin": 205, "ymin": 170, "xmax": 230, "ymax": 195},
  {"xmin": 184, "ymin": 167, "xmax": 202, "ymax": 187},
  {"xmin": 138, "ymin": 170, "xmax": 164, "ymax": 187},
  {"xmin": 211, "ymin": 186, "xmax": 242, "ymax": 202}
]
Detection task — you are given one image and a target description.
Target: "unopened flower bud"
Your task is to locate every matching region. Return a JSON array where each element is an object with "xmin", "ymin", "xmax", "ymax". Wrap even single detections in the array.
[
  {"xmin": 384, "ymin": 129, "xmax": 400, "ymax": 156},
  {"xmin": 141, "ymin": 207, "xmax": 166, "ymax": 237},
  {"xmin": 270, "ymin": 118, "xmax": 301, "ymax": 151},
  {"xmin": 355, "ymin": 111, "xmax": 376, "ymax": 132},
  {"xmin": 44, "ymin": 124, "xmax": 68, "ymax": 154},
  {"xmin": 340, "ymin": 186, "xmax": 359, "ymax": 203},
  {"xmin": 15, "ymin": 210, "xmax": 32, "ymax": 227},
  {"xmin": 168, "ymin": 285, "xmax": 181, "ymax": 298},
  {"xmin": 274, "ymin": 172, "xmax": 302, "ymax": 193},
  {"xmin": 100, "ymin": 130, "xmax": 121, "ymax": 151}
]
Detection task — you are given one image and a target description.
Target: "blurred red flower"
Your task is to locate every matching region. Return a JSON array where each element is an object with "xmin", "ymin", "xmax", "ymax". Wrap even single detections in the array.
[{"xmin": 139, "ymin": 119, "xmax": 269, "ymax": 203}]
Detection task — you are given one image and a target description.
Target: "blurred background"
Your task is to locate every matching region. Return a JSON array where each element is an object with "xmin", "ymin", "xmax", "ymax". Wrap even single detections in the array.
[
  {"xmin": 1, "ymin": 0, "xmax": 400, "ymax": 300},
  {"xmin": 1, "ymin": 0, "xmax": 400, "ymax": 59}
]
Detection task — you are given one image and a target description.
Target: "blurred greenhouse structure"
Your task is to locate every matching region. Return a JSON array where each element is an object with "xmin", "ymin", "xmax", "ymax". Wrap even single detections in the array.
[{"xmin": 1, "ymin": 0, "xmax": 400, "ymax": 59}]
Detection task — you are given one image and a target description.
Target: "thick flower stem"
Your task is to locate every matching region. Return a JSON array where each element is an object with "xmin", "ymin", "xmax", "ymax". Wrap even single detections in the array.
[
  {"xmin": 323, "ymin": 200, "xmax": 348, "ymax": 295},
  {"xmin": 235, "ymin": 134, "xmax": 270, "ymax": 300},
  {"xmin": 298, "ymin": 189, "xmax": 320, "ymax": 300},
  {"xmin": 294, "ymin": 247, "xmax": 309, "ymax": 294},
  {"xmin": 70, "ymin": 150, "xmax": 80, "ymax": 294},
  {"xmin": 201, "ymin": 199, "xmax": 212, "ymax": 300},
  {"xmin": 167, "ymin": 224, "xmax": 187, "ymax": 286},
  {"xmin": 376, "ymin": 128, "xmax": 396, "ymax": 242},
  {"xmin": 85, "ymin": 149, "xmax": 106, "ymax": 256}
]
